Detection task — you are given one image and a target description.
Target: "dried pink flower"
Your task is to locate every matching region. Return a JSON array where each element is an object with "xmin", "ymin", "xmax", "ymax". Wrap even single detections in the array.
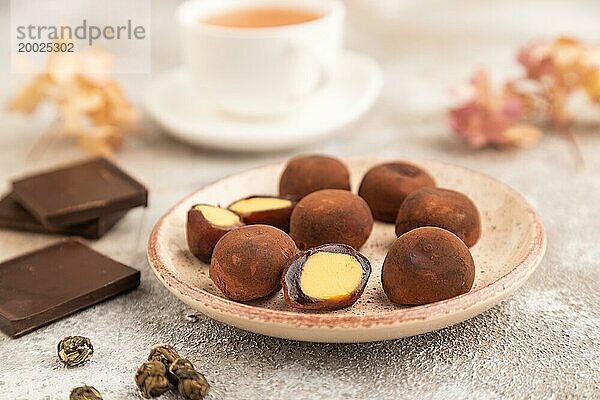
[
  {"xmin": 517, "ymin": 39, "xmax": 556, "ymax": 81},
  {"xmin": 450, "ymin": 36, "xmax": 600, "ymax": 162},
  {"xmin": 449, "ymin": 70, "xmax": 539, "ymax": 148},
  {"xmin": 518, "ymin": 37, "xmax": 583, "ymax": 84}
]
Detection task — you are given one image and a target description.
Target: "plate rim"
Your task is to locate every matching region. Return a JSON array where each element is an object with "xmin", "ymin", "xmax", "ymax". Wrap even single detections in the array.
[{"xmin": 147, "ymin": 158, "xmax": 546, "ymax": 329}]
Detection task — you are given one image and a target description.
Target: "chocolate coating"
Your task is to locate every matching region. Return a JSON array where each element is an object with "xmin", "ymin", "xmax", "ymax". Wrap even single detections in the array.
[
  {"xmin": 210, "ymin": 225, "xmax": 297, "ymax": 301},
  {"xmin": 289, "ymin": 189, "xmax": 374, "ymax": 250},
  {"xmin": 382, "ymin": 227, "xmax": 475, "ymax": 305},
  {"xmin": 358, "ymin": 162, "xmax": 435, "ymax": 222},
  {"xmin": 395, "ymin": 187, "xmax": 481, "ymax": 247},
  {"xmin": 186, "ymin": 205, "xmax": 243, "ymax": 263},
  {"xmin": 228, "ymin": 195, "xmax": 297, "ymax": 232},
  {"xmin": 282, "ymin": 244, "xmax": 371, "ymax": 311},
  {"xmin": 279, "ymin": 155, "xmax": 351, "ymax": 198}
]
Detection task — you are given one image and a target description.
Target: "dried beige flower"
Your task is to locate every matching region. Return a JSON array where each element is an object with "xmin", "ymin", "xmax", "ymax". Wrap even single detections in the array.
[{"xmin": 7, "ymin": 42, "xmax": 138, "ymax": 155}]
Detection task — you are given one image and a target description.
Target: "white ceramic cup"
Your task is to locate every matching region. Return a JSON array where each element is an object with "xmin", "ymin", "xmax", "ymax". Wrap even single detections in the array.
[{"xmin": 177, "ymin": 0, "xmax": 345, "ymax": 116}]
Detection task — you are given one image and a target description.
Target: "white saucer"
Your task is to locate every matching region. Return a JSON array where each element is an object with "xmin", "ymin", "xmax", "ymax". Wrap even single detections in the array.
[{"xmin": 144, "ymin": 51, "xmax": 382, "ymax": 152}]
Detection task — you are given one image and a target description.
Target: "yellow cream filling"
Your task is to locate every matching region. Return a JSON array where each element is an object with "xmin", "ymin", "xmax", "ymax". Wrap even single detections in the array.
[
  {"xmin": 299, "ymin": 252, "xmax": 363, "ymax": 300},
  {"xmin": 195, "ymin": 205, "xmax": 240, "ymax": 227},
  {"xmin": 229, "ymin": 197, "xmax": 291, "ymax": 214}
]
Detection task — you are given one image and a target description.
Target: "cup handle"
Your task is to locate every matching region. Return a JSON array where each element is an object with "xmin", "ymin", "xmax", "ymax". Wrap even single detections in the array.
[{"xmin": 288, "ymin": 40, "xmax": 329, "ymax": 100}]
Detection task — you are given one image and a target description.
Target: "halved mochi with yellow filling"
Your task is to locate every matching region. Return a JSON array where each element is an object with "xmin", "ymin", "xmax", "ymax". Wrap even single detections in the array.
[
  {"xmin": 228, "ymin": 195, "xmax": 297, "ymax": 232},
  {"xmin": 282, "ymin": 244, "xmax": 371, "ymax": 310},
  {"xmin": 186, "ymin": 204, "xmax": 244, "ymax": 263}
]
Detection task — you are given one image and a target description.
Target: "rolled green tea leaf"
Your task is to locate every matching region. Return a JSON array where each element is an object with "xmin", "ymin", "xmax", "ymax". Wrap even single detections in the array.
[
  {"xmin": 148, "ymin": 343, "xmax": 182, "ymax": 366},
  {"xmin": 58, "ymin": 336, "xmax": 93, "ymax": 367},
  {"xmin": 169, "ymin": 358, "xmax": 210, "ymax": 400},
  {"xmin": 135, "ymin": 360, "xmax": 170, "ymax": 398},
  {"xmin": 69, "ymin": 386, "xmax": 102, "ymax": 400},
  {"xmin": 148, "ymin": 343, "xmax": 192, "ymax": 386}
]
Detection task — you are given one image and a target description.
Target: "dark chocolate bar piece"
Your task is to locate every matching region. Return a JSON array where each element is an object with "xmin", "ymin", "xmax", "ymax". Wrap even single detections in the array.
[
  {"xmin": 0, "ymin": 194, "xmax": 126, "ymax": 239},
  {"xmin": 12, "ymin": 157, "xmax": 147, "ymax": 228},
  {"xmin": 0, "ymin": 239, "xmax": 140, "ymax": 338}
]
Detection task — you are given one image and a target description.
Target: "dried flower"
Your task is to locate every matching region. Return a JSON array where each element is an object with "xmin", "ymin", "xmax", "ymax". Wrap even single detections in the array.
[
  {"xmin": 517, "ymin": 37, "xmax": 583, "ymax": 84},
  {"xmin": 517, "ymin": 36, "xmax": 584, "ymax": 127},
  {"xmin": 450, "ymin": 36, "xmax": 600, "ymax": 162},
  {"xmin": 580, "ymin": 49, "xmax": 600, "ymax": 104},
  {"xmin": 58, "ymin": 336, "xmax": 94, "ymax": 367},
  {"xmin": 69, "ymin": 386, "xmax": 103, "ymax": 400},
  {"xmin": 502, "ymin": 124, "xmax": 543, "ymax": 148},
  {"xmin": 449, "ymin": 69, "xmax": 540, "ymax": 148},
  {"xmin": 7, "ymin": 42, "xmax": 138, "ymax": 156}
]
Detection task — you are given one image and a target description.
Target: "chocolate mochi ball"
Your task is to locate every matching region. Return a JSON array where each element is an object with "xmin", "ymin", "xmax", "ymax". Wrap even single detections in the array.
[
  {"xmin": 358, "ymin": 162, "xmax": 435, "ymax": 222},
  {"xmin": 382, "ymin": 227, "xmax": 475, "ymax": 305},
  {"xmin": 395, "ymin": 187, "xmax": 481, "ymax": 247},
  {"xmin": 209, "ymin": 225, "xmax": 297, "ymax": 301},
  {"xmin": 279, "ymin": 155, "xmax": 351, "ymax": 198},
  {"xmin": 289, "ymin": 189, "xmax": 373, "ymax": 250}
]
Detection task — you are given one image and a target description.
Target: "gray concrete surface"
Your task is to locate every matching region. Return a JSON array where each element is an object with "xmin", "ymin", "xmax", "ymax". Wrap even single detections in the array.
[{"xmin": 0, "ymin": 1, "xmax": 599, "ymax": 399}]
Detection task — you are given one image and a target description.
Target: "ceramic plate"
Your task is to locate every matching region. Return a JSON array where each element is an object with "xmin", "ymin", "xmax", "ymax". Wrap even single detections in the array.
[
  {"xmin": 143, "ymin": 51, "xmax": 382, "ymax": 152},
  {"xmin": 148, "ymin": 158, "xmax": 546, "ymax": 342}
]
